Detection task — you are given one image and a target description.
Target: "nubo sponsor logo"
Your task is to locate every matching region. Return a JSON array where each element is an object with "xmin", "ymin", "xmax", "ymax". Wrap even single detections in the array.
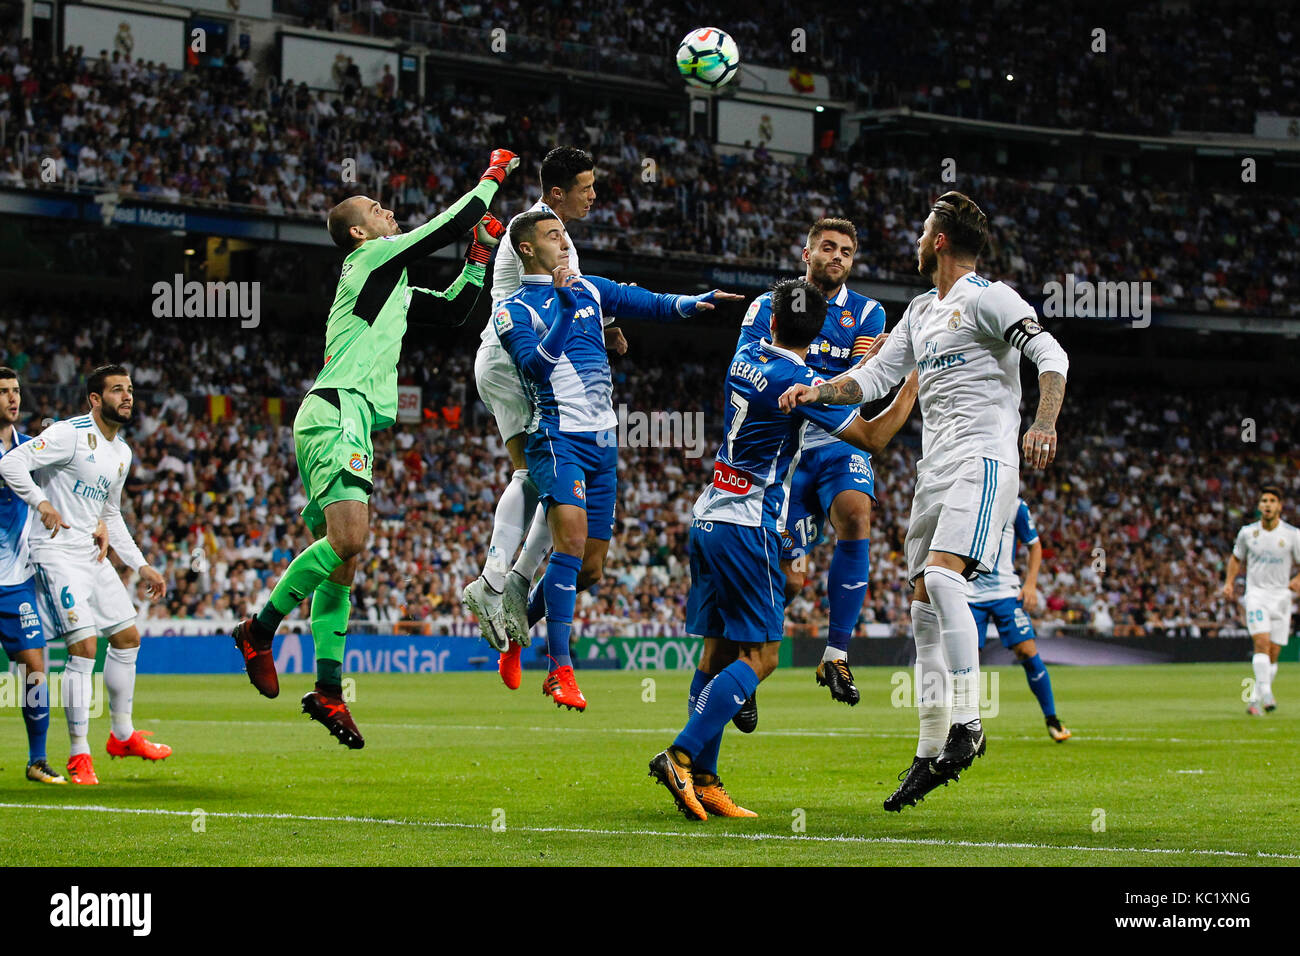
[{"xmin": 50, "ymin": 886, "xmax": 151, "ymax": 936}]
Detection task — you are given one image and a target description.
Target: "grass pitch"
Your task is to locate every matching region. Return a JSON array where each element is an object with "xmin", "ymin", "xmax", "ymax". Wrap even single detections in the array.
[{"xmin": 1, "ymin": 664, "xmax": 1296, "ymax": 866}]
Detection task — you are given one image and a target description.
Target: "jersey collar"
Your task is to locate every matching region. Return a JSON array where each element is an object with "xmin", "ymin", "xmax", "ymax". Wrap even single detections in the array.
[
  {"xmin": 521, "ymin": 274, "xmax": 552, "ymax": 286},
  {"xmin": 760, "ymin": 338, "xmax": 806, "ymax": 366},
  {"xmin": 830, "ymin": 284, "xmax": 849, "ymax": 307}
]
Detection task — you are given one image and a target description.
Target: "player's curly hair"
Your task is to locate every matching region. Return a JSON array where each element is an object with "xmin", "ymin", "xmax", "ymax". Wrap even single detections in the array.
[{"xmin": 930, "ymin": 191, "xmax": 988, "ymax": 258}]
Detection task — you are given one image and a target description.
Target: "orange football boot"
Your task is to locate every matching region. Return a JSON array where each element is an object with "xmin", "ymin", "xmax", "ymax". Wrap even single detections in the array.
[
  {"xmin": 499, "ymin": 641, "xmax": 523, "ymax": 690},
  {"xmin": 66, "ymin": 752, "xmax": 99, "ymax": 785},
  {"xmin": 542, "ymin": 665, "xmax": 587, "ymax": 711},
  {"xmin": 107, "ymin": 730, "xmax": 173, "ymax": 760}
]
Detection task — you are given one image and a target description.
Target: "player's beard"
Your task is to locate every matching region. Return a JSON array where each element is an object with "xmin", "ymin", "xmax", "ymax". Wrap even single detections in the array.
[
  {"xmin": 918, "ymin": 246, "xmax": 938, "ymax": 280},
  {"xmin": 102, "ymin": 401, "xmax": 133, "ymax": 425},
  {"xmin": 808, "ymin": 260, "xmax": 844, "ymax": 296}
]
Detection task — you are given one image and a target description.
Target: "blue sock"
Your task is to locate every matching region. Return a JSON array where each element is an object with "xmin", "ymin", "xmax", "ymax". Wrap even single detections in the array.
[
  {"xmin": 527, "ymin": 581, "xmax": 547, "ymax": 627},
  {"xmin": 687, "ymin": 668, "xmax": 723, "ymax": 774},
  {"xmin": 673, "ymin": 660, "xmax": 760, "ymax": 760},
  {"xmin": 1021, "ymin": 653, "xmax": 1057, "ymax": 718},
  {"xmin": 542, "ymin": 551, "xmax": 583, "ymax": 669},
  {"xmin": 22, "ymin": 672, "xmax": 49, "ymax": 764},
  {"xmin": 688, "ymin": 668, "xmax": 711, "ymax": 713},
  {"xmin": 827, "ymin": 538, "xmax": 870, "ymax": 652}
]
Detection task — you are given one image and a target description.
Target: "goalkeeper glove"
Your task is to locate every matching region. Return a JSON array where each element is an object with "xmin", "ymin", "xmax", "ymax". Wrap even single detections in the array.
[
  {"xmin": 466, "ymin": 213, "xmax": 505, "ymax": 265},
  {"xmin": 480, "ymin": 148, "xmax": 520, "ymax": 185}
]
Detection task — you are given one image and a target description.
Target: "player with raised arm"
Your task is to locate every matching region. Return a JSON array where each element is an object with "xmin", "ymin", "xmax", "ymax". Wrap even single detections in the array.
[
  {"xmin": 230, "ymin": 149, "xmax": 519, "ymax": 749},
  {"xmin": 736, "ymin": 218, "xmax": 888, "ymax": 718},
  {"xmin": 0, "ymin": 365, "xmax": 170, "ymax": 786},
  {"xmin": 495, "ymin": 209, "xmax": 743, "ymax": 711},
  {"xmin": 648, "ymin": 279, "xmax": 918, "ymax": 820},
  {"xmin": 463, "ymin": 147, "xmax": 619, "ymax": 692},
  {"xmin": 968, "ymin": 496, "xmax": 1071, "ymax": 741},
  {"xmin": 780, "ymin": 192, "xmax": 1069, "ymax": 812},
  {"xmin": 1223, "ymin": 486, "xmax": 1300, "ymax": 715}
]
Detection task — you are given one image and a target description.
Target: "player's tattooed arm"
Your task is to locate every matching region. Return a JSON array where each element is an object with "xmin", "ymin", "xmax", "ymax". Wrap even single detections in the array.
[
  {"xmin": 1022, "ymin": 371, "xmax": 1066, "ymax": 469},
  {"xmin": 778, "ymin": 373, "xmax": 862, "ymax": 411}
]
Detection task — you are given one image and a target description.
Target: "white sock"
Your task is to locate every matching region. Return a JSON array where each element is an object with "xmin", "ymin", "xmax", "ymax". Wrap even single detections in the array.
[
  {"xmin": 105, "ymin": 645, "xmax": 139, "ymax": 740},
  {"xmin": 1252, "ymin": 653, "xmax": 1271, "ymax": 701},
  {"xmin": 512, "ymin": 505, "xmax": 552, "ymax": 581},
  {"xmin": 1271, "ymin": 661, "xmax": 1279, "ymax": 683},
  {"xmin": 822, "ymin": 646, "xmax": 848, "ymax": 663},
  {"xmin": 484, "ymin": 470, "xmax": 538, "ymax": 592},
  {"xmin": 64, "ymin": 654, "xmax": 95, "ymax": 757},
  {"xmin": 923, "ymin": 566, "xmax": 981, "ymax": 727},
  {"xmin": 911, "ymin": 600, "xmax": 950, "ymax": 758}
]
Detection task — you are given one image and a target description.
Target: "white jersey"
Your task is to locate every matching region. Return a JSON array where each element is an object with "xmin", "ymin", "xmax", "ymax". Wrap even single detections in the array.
[
  {"xmin": 0, "ymin": 415, "xmax": 147, "ymax": 570},
  {"xmin": 847, "ymin": 272, "xmax": 1069, "ymax": 472},
  {"xmin": 1233, "ymin": 520, "xmax": 1300, "ymax": 594},
  {"xmin": 482, "ymin": 197, "xmax": 583, "ymax": 347}
]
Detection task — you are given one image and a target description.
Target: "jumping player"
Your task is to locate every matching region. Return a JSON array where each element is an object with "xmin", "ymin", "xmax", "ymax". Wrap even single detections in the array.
[
  {"xmin": 649, "ymin": 278, "xmax": 917, "ymax": 820},
  {"xmin": 495, "ymin": 209, "xmax": 742, "ymax": 711},
  {"xmin": 231, "ymin": 148, "xmax": 519, "ymax": 748},
  {"xmin": 737, "ymin": 218, "xmax": 887, "ymax": 712},
  {"xmin": 780, "ymin": 192, "xmax": 1069, "ymax": 812}
]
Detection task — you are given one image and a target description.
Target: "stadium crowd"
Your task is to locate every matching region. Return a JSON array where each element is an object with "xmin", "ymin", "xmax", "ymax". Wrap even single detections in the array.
[
  {"xmin": 3, "ymin": 38, "xmax": 1298, "ymax": 317},
  {"xmin": 275, "ymin": 0, "xmax": 1298, "ymax": 134},
  {"xmin": 3, "ymin": 305, "xmax": 1294, "ymax": 643}
]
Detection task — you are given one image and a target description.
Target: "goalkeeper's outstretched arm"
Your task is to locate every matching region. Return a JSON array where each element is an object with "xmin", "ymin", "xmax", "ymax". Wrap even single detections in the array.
[{"xmin": 406, "ymin": 213, "xmax": 505, "ymax": 329}]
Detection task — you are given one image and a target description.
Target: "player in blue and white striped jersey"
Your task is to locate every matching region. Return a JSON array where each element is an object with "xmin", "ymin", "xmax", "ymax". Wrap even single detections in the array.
[
  {"xmin": 648, "ymin": 279, "xmax": 918, "ymax": 820},
  {"xmin": 495, "ymin": 209, "xmax": 744, "ymax": 711},
  {"xmin": 736, "ymin": 218, "xmax": 888, "ymax": 707},
  {"xmin": 968, "ymin": 497, "xmax": 1070, "ymax": 741},
  {"xmin": 0, "ymin": 366, "xmax": 66, "ymax": 783}
]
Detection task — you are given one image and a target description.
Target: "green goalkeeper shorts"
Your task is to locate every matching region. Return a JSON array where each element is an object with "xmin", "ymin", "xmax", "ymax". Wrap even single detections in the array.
[{"xmin": 294, "ymin": 387, "xmax": 375, "ymax": 535}]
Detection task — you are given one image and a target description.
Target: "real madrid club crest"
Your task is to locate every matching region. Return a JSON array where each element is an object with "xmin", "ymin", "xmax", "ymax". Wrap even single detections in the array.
[
  {"xmin": 948, "ymin": 310, "xmax": 961, "ymax": 330},
  {"xmin": 1253, "ymin": 529, "xmax": 1259, "ymax": 538},
  {"xmin": 87, "ymin": 433, "xmax": 97, "ymax": 450}
]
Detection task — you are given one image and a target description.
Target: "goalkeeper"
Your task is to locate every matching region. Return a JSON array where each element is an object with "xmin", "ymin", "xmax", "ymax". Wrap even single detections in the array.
[{"xmin": 232, "ymin": 149, "xmax": 520, "ymax": 748}]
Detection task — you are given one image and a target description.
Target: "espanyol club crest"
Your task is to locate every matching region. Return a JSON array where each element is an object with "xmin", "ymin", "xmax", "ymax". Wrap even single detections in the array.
[
  {"xmin": 948, "ymin": 310, "xmax": 961, "ymax": 330},
  {"xmin": 349, "ymin": 453, "xmax": 366, "ymax": 471},
  {"xmin": 839, "ymin": 309, "xmax": 854, "ymax": 328},
  {"xmin": 572, "ymin": 480, "xmax": 586, "ymax": 500}
]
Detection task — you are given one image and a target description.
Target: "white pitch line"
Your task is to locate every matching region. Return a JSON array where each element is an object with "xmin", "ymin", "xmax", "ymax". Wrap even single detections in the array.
[
  {"xmin": 141, "ymin": 718, "xmax": 1281, "ymax": 747},
  {"xmin": 1, "ymin": 802, "xmax": 1296, "ymax": 861}
]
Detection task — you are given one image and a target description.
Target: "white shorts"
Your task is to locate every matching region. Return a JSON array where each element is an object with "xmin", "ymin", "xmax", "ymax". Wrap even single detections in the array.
[
  {"xmin": 32, "ymin": 552, "xmax": 137, "ymax": 642},
  {"xmin": 1244, "ymin": 589, "xmax": 1292, "ymax": 646},
  {"xmin": 905, "ymin": 456, "xmax": 1019, "ymax": 584},
  {"xmin": 475, "ymin": 340, "xmax": 535, "ymax": 443}
]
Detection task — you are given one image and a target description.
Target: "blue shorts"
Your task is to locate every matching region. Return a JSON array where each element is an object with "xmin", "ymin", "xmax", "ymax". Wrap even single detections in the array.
[
  {"xmin": 525, "ymin": 425, "xmax": 618, "ymax": 542},
  {"xmin": 780, "ymin": 441, "xmax": 876, "ymax": 559},
  {"xmin": 685, "ymin": 518, "xmax": 785, "ymax": 644},
  {"xmin": 970, "ymin": 597, "xmax": 1036, "ymax": 649},
  {"xmin": 0, "ymin": 578, "xmax": 46, "ymax": 657}
]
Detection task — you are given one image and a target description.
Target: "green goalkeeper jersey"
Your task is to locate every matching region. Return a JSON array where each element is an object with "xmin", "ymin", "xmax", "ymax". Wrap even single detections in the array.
[{"xmin": 311, "ymin": 178, "xmax": 499, "ymax": 429}]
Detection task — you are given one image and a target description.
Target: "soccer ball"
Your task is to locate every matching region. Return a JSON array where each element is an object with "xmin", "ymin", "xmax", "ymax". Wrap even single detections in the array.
[{"xmin": 676, "ymin": 27, "xmax": 741, "ymax": 90}]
